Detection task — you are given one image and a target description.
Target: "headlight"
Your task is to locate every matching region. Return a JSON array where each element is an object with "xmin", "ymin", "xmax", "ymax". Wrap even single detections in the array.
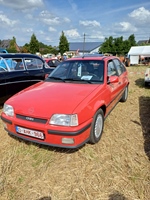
[
  {"xmin": 3, "ymin": 104, "xmax": 14, "ymax": 117},
  {"xmin": 50, "ymin": 114, "xmax": 78, "ymax": 126}
]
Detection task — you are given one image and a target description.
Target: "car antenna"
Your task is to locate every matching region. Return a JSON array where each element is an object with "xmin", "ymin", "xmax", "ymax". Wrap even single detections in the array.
[{"xmin": 82, "ymin": 33, "xmax": 85, "ymax": 58}]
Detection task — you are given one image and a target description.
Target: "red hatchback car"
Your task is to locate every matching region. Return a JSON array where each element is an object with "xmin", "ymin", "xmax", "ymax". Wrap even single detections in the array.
[{"xmin": 1, "ymin": 55, "xmax": 129, "ymax": 149}]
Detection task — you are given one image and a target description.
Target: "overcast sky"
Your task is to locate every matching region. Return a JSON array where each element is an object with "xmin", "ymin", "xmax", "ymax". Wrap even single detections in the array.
[{"xmin": 0, "ymin": 0, "xmax": 150, "ymax": 47}]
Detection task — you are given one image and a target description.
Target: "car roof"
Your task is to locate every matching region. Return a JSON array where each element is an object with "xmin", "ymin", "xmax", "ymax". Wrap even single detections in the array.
[
  {"xmin": 0, "ymin": 53, "xmax": 43, "ymax": 60},
  {"xmin": 67, "ymin": 54, "xmax": 117, "ymax": 61}
]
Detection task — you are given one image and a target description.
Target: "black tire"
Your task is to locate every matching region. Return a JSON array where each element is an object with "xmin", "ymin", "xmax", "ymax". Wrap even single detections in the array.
[
  {"xmin": 89, "ymin": 109, "xmax": 104, "ymax": 144},
  {"xmin": 120, "ymin": 86, "xmax": 128, "ymax": 102},
  {"xmin": 145, "ymin": 82, "xmax": 148, "ymax": 87}
]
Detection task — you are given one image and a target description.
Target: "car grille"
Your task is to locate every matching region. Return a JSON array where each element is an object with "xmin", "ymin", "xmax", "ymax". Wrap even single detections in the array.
[{"xmin": 16, "ymin": 114, "xmax": 47, "ymax": 124}]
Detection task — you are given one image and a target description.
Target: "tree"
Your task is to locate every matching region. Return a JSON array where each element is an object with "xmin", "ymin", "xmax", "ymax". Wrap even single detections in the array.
[
  {"xmin": 59, "ymin": 31, "xmax": 69, "ymax": 55},
  {"xmin": 99, "ymin": 34, "xmax": 137, "ymax": 56},
  {"xmin": 128, "ymin": 34, "xmax": 136, "ymax": 47},
  {"xmin": 113, "ymin": 36, "xmax": 124, "ymax": 55},
  {"xmin": 38, "ymin": 42, "xmax": 59, "ymax": 55},
  {"xmin": 22, "ymin": 43, "xmax": 30, "ymax": 53},
  {"xmin": 99, "ymin": 36, "xmax": 115, "ymax": 55},
  {"xmin": 7, "ymin": 36, "xmax": 18, "ymax": 53},
  {"xmin": 29, "ymin": 34, "xmax": 39, "ymax": 54}
]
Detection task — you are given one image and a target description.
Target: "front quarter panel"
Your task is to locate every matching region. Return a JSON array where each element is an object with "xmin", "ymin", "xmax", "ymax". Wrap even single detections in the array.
[{"xmin": 73, "ymin": 85, "xmax": 111, "ymax": 125}]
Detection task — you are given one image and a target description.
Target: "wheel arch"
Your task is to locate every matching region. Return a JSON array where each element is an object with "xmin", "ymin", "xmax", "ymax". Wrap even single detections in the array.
[{"xmin": 94, "ymin": 103, "xmax": 106, "ymax": 117}]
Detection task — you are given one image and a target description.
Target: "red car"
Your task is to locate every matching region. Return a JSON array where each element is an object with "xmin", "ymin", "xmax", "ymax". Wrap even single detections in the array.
[
  {"xmin": 1, "ymin": 55, "xmax": 129, "ymax": 149},
  {"xmin": 44, "ymin": 58, "xmax": 60, "ymax": 68}
]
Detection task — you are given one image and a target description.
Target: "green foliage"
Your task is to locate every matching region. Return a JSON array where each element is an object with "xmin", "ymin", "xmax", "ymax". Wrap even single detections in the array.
[
  {"xmin": 39, "ymin": 42, "xmax": 59, "ymax": 55},
  {"xmin": 99, "ymin": 34, "xmax": 137, "ymax": 56},
  {"xmin": 22, "ymin": 39, "xmax": 59, "ymax": 55},
  {"xmin": 29, "ymin": 33, "xmax": 39, "ymax": 54},
  {"xmin": 7, "ymin": 48, "xmax": 18, "ymax": 53},
  {"xmin": 7, "ymin": 36, "xmax": 18, "ymax": 53},
  {"xmin": 9, "ymin": 37, "xmax": 16, "ymax": 48},
  {"xmin": 21, "ymin": 43, "xmax": 30, "ymax": 53},
  {"xmin": 59, "ymin": 31, "xmax": 69, "ymax": 55}
]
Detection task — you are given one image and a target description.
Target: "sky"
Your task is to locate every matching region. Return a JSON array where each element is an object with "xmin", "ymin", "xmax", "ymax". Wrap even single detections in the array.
[{"xmin": 0, "ymin": 0, "xmax": 150, "ymax": 47}]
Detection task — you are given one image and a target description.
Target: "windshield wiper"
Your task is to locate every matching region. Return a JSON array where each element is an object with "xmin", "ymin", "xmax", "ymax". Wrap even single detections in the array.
[
  {"xmin": 63, "ymin": 78, "xmax": 80, "ymax": 81},
  {"xmin": 47, "ymin": 76, "xmax": 65, "ymax": 82},
  {"xmin": 63, "ymin": 78, "xmax": 92, "ymax": 83},
  {"xmin": 78, "ymin": 79, "xmax": 92, "ymax": 84}
]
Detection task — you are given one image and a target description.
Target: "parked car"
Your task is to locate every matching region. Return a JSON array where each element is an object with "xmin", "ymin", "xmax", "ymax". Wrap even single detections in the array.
[
  {"xmin": 0, "ymin": 53, "xmax": 54, "ymax": 104},
  {"xmin": 144, "ymin": 67, "xmax": 150, "ymax": 86},
  {"xmin": 44, "ymin": 58, "xmax": 60, "ymax": 68},
  {"xmin": 1, "ymin": 55, "xmax": 129, "ymax": 149}
]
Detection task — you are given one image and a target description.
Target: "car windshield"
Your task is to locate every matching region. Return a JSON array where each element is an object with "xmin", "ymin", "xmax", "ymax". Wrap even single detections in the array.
[{"xmin": 46, "ymin": 60, "xmax": 104, "ymax": 83}]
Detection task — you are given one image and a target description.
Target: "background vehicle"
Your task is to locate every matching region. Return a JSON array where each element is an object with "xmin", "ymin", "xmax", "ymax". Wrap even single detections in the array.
[
  {"xmin": 0, "ymin": 53, "xmax": 54, "ymax": 104},
  {"xmin": 144, "ymin": 67, "xmax": 150, "ymax": 86},
  {"xmin": 44, "ymin": 58, "xmax": 60, "ymax": 68}
]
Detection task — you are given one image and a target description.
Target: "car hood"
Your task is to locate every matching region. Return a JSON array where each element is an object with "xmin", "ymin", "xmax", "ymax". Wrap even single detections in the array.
[{"xmin": 7, "ymin": 81, "xmax": 101, "ymax": 118}]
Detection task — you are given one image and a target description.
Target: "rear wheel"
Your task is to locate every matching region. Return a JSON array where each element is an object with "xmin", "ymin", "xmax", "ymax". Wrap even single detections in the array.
[
  {"xmin": 120, "ymin": 86, "xmax": 128, "ymax": 102},
  {"xmin": 89, "ymin": 109, "xmax": 104, "ymax": 144}
]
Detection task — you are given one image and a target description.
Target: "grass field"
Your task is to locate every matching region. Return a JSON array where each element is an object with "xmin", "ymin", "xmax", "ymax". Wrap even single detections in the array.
[{"xmin": 0, "ymin": 65, "xmax": 150, "ymax": 200}]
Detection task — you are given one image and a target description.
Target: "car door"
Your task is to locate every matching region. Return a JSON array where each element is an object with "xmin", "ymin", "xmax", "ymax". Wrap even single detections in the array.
[
  {"xmin": 24, "ymin": 57, "xmax": 47, "ymax": 83},
  {"xmin": 113, "ymin": 58, "xmax": 128, "ymax": 90},
  {"xmin": 0, "ymin": 67, "xmax": 7, "ymax": 104},
  {"xmin": 5, "ymin": 57, "xmax": 31, "ymax": 99},
  {"xmin": 24, "ymin": 57, "xmax": 54, "ymax": 83},
  {"xmin": 106, "ymin": 59, "xmax": 123, "ymax": 112}
]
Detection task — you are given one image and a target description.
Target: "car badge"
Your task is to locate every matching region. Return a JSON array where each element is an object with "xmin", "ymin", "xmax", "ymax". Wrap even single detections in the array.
[
  {"xmin": 26, "ymin": 117, "xmax": 34, "ymax": 121},
  {"xmin": 28, "ymin": 107, "xmax": 34, "ymax": 114}
]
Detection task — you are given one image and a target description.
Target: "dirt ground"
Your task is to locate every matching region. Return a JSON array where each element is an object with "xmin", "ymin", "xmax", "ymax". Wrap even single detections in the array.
[{"xmin": 0, "ymin": 65, "xmax": 150, "ymax": 200}]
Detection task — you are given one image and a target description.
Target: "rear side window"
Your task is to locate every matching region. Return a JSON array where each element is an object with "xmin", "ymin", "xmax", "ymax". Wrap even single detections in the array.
[
  {"xmin": 107, "ymin": 60, "xmax": 117, "ymax": 76},
  {"xmin": 113, "ymin": 59, "xmax": 126, "ymax": 75},
  {"xmin": 25, "ymin": 58, "xmax": 43, "ymax": 70}
]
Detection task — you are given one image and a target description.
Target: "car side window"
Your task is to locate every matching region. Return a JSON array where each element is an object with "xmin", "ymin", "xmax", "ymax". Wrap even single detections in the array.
[
  {"xmin": 25, "ymin": 58, "xmax": 43, "ymax": 70},
  {"xmin": 12, "ymin": 58, "xmax": 25, "ymax": 71},
  {"xmin": 2, "ymin": 58, "xmax": 25, "ymax": 71},
  {"xmin": 0, "ymin": 58, "xmax": 9, "ymax": 72},
  {"xmin": 113, "ymin": 59, "xmax": 126, "ymax": 75},
  {"xmin": 107, "ymin": 60, "xmax": 117, "ymax": 76}
]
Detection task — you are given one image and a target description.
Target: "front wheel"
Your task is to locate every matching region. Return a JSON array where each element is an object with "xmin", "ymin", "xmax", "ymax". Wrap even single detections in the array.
[
  {"xmin": 120, "ymin": 86, "xmax": 128, "ymax": 102},
  {"xmin": 89, "ymin": 109, "xmax": 104, "ymax": 144}
]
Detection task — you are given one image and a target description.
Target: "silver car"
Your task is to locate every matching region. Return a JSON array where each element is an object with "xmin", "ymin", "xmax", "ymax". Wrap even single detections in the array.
[{"xmin": 144, "ymin": 67, "xmax": 150, "ymax": 86}]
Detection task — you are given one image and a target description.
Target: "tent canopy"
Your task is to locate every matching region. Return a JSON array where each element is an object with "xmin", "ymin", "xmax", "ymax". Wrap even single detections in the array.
[{"xmin": 128, "ymin": 46, "xmax": 150, "ymax": 56}]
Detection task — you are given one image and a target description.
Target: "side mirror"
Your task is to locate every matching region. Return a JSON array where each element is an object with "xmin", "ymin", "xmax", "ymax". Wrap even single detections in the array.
[{"xmin": 107, "ymin": 76, "xmax": 119, "ymax": 84}]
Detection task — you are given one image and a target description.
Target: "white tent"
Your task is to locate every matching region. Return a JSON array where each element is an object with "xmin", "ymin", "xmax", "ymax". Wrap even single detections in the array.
[{"xmin": 128, "ymin": 46, "xmax": 150, "ymax": 65}]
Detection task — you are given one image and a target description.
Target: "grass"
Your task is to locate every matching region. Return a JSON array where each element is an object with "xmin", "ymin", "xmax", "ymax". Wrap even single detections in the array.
[{"xmin": 0, "ymin": 65, "xmax": 150, "ymax": 200}]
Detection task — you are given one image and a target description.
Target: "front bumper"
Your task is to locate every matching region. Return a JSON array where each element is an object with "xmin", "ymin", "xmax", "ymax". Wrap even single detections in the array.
[{"xmin": 1, "ymin": 114, "xmax": 91, "ymax": 149}]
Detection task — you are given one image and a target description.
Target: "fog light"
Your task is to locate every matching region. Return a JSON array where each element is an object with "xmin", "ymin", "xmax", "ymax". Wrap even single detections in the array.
[{"xmin": 62, "ymin": 138, "xmax": 74, "ymax": 144}]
